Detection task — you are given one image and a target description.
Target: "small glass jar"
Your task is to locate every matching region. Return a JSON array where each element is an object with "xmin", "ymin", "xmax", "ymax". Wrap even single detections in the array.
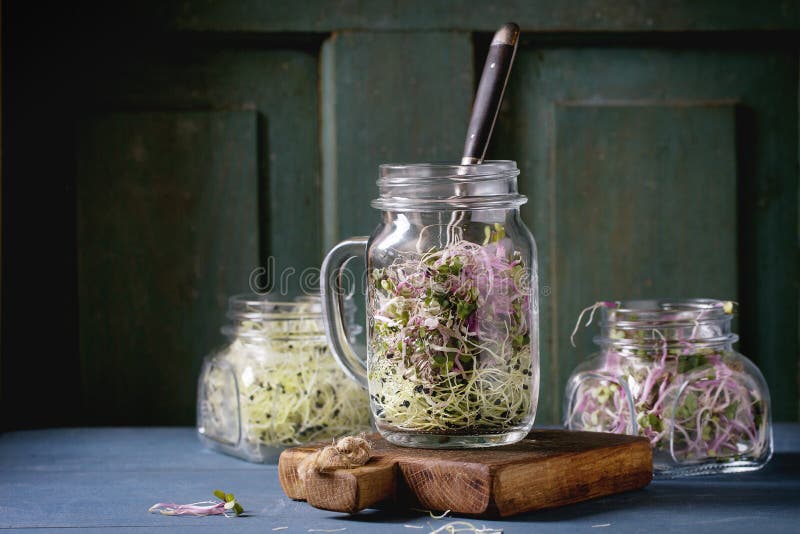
[
  {"xmin": 197, "ymin": 294, "xmax": 371, "ymax": 462},
  {"xmin": 322, "ymin": 161, "xmax": 539, "ymax": 448},
  {"xmin": 564, "ymin": 299, "xmax": 772, "ymax": 477}
]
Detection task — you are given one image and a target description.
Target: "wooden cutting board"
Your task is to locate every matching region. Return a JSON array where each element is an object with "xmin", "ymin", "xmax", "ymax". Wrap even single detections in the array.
[{"xmin": 278, "ymin": 429, "xmax": 652, "ymax": 518}]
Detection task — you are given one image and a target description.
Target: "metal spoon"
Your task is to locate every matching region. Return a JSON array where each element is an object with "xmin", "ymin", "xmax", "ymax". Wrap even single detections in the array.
[{"xmin": 461, "ymin": 23, "xmax": 520, "ymax": 165}]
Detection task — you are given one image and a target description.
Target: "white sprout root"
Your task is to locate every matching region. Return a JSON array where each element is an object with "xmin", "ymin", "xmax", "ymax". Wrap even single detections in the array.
[
  {"xmin": 428, "ymin": 522, "xmax": 503, "ymax": 534},
  {"xmin": 428, "ymin": 509, "xmax": 451, "ymax": 519}
]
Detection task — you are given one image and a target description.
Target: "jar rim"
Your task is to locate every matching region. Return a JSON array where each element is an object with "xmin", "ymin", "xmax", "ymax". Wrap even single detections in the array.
[
  {"xmin": 371, "ymin": 160, "xmax": 527, "ymax": 211},
  {"xmin": 593, "ymin": 298, "xmax": 738, "ymax": 348},
  {"xmin": 226, "ymin": 293, "xmax": 322, "ymax": 321},
  {"xmin": 377, "ymin": 160, "xmax": 519, "ymax": 182},
  {"xmin": 600, "ymin": 298, "xmax": 734, "ymax": 327},
  {"xmin": 222, "ymin": 295, "xmax": 325, "ymax": 341},
  {"xmin": 222, "ymin": 293, "xmax": 361, "ymax": 342}
]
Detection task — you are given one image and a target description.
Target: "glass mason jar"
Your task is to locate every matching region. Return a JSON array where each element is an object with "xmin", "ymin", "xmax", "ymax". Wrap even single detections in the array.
[
  {"xmin": 197, "ymin": 294, "xmax": 371, "ymax": 462},
  {"xmin": 564, "ymin": 299, "xmax": 772, "ymax": 477},
  {"xmin": 321, "ymin": 161, "xmax": 539, "ymax": 448}
]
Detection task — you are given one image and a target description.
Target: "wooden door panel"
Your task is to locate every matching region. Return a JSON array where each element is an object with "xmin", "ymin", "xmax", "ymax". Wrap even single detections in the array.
[
  {"xmin": 71, "ymin": 47, "xmax": 321, "ymax": 425},
  {"xmin": 552, "ymin": 103, "xmax": 737, "ymax": 420},
  {"xmin": 90, "ymin": 48, "xmax": 321, "ymax": 279},
  {"xmin": 496, "ymin": 48, "xmax": 797, "ymax": 422}
]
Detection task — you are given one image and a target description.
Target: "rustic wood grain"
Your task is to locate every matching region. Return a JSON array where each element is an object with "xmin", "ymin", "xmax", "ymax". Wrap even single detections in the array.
[{"xmin": 278, "ymin": 429, "xmax": 652, "ymax": 517}]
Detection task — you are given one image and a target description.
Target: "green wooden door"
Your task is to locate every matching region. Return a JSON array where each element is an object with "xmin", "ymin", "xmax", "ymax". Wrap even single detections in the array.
[{"xmin": 3, "ymin": 2, "xmax": 797, "ymax": 428}]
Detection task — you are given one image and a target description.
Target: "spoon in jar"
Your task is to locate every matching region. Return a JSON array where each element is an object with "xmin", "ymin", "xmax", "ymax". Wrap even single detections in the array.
[
  {"xmin": 461, "ymin": 22, "xmax": 520, "ymax": 165},
  {"xmin": 446, "ymin": 23, "xmax": 520, "ymax": 245}
]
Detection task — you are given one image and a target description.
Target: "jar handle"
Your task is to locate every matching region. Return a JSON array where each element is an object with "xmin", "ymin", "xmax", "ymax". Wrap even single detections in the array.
[{"xmin": 320, "ymin": 237, "xmax": 369, "ymax": 389}]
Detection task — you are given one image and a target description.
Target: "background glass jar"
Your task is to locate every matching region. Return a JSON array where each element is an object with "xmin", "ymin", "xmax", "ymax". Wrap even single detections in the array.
[
  {"xmin": 564, "ymin": 299, "xmax": 772, "ymax": 477},
  {"xmin": 197, "ymin": 294, "xmax": 371, "ymax": 463},
  {"xmin": 322, "ymin": 161, "xmax": 539, "ymax": 448}
]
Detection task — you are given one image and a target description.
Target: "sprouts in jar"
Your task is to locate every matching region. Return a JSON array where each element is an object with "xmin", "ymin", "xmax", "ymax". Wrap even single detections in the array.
[
  {"xmin": 565, "ymin": 299, "xmax": 772, "ymax": 477},
  {"xmin": 321, "ymin": 161, "xmax": 540, "ymax": 448},
  {"xmin": 368, "ymin": 230, "xmax": 534, "ymax": 437},
  {"xmin": 197, "ymin": 295, "xmax": 371, "ymax": 462}
]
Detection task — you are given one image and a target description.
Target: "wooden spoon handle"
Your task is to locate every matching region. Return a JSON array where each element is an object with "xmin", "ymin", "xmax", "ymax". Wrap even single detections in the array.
[{"xmin": 461, "ymin": 23, "xmax": 520, "ymax": 165}]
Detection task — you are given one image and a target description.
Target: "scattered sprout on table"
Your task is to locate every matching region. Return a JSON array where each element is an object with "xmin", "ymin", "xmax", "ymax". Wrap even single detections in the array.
[
  {"xmin": 428, "ymin": 522, "xmax": 504, "ymax": 534},
  {"xmin": 148, "ymin": 490, "xmax": 243, "ymax": 517}
]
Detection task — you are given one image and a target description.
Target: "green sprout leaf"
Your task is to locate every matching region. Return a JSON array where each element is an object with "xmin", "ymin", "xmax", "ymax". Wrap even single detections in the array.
[
  {"xmin": 725, "ymin": 401, "xmax": 739, "ymax": 420},
  {"xmin": 456, "ymin": 300, "xmax": 477, "ymax": 320},
  {"xmin": 214, "ymin": 490, "xmax": 244, "ymax": 516},
  {"xmin": 493, "ymin": 223, "xmax": 506, "ymax": 242}
]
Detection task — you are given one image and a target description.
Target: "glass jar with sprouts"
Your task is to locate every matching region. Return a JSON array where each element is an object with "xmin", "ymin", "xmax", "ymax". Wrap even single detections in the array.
[
  {"xmin": 321, "ymin": 161, "xmax": 539, "ymax": 448},
  {"xmin": 565, "ymin": 299, "xmax": 772, "ymax": 477},
  {"xmin": 197, "ymin": 294, "xmax": 371, "ymax": 462}
]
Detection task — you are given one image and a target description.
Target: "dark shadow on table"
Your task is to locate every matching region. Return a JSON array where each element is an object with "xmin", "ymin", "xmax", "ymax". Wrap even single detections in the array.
[{"xmin": 328, "ymin": 508, "xmax": 429, "ymax": 523}]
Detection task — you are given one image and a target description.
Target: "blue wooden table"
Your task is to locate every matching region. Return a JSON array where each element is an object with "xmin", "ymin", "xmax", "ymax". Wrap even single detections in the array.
[{"xmin": 1, "ymin": 425, "xmax": 798, "ymax": 533}]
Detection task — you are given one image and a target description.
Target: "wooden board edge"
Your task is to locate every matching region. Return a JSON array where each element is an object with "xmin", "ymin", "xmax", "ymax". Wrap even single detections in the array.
[
  {"xmin": 279, "ymin": 446, "xmax": 398, "ymax": 514},
  {"xmin": 305, "ymin": 459, "xmax": 398, "ymax": 514},
  {"xmin": 304, "ymin": 470, "xmax": 361, "ymax": 514},
  {"xmin": 396, "ymin": 458, "xmax": 493, "ymax": 516},
  {"xmin": 491, "ymin": 439, "xmax": 653, "ymax": 517},
  {"xmin": 355, "ymin": 460, "xmax": 398, "ymax": 511},
  {"xmin": 278, "ymin": 447, "xmax": 315, "ymax": 500}
]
